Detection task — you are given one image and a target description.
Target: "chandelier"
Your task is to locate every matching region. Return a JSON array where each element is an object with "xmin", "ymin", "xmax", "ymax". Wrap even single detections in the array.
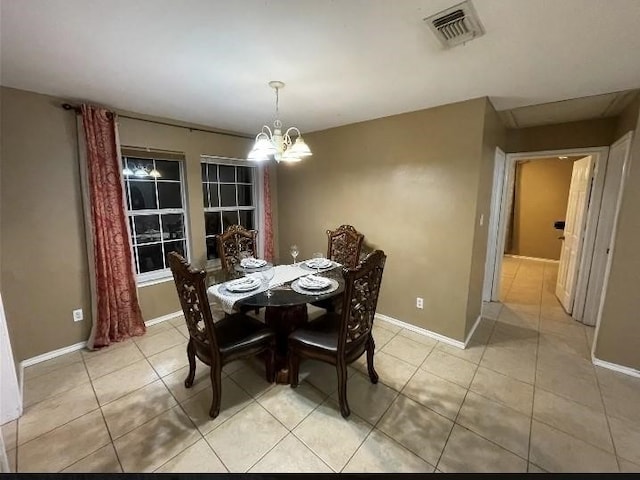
[
  {"xmin": 122, "ymin": 162, "xmax": 161, "ymax": 178},
  {"xmin": 248, "ymin": 81, "xmax": 312, "ymax": 163}
]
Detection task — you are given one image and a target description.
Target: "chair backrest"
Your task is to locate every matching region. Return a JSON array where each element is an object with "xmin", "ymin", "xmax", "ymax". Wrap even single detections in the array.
[
  {"xmin": 215, "ymin": 224, "xmax": 258, "ymax": 272},
  {"xmin": 326, "ymin": 224, "xmax": 364, "ymax": 268},
  {"xmin": 168, "ymin": 252, "xmax": 219, "ymax": 354},
  {"xmin": 338, "ymin": 250, "xmax": 386, "ymax": 353}
]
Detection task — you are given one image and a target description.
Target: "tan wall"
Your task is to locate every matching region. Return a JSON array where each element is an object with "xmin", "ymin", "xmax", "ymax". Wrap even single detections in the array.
[
  {"xmin": 506, "ymin": 118, "xmax": 616, "ymax": 153},
  {"xmin": 511, "ymin": 157, "xmax": 574, "ymax": 260},
  {"xmin": 465, "ymin": 101, "xmax": 507, "ymax": 335},
  {"xmin": 0, "ymin": 86, "xmax": 262, "ymax": 361},
  {"xmin": 614, "ymin": 95, "xmax": 640, "ymax": 141},
  {"xmin": 277, "ymin": 98, "xmax": 490, "ymax": 342},
  {"xmin": 595, "ymin": 100, "xmax": 640, "ymax": 370}
]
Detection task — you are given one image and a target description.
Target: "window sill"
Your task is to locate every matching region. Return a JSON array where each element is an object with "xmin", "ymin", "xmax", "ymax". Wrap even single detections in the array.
[{"xmin": 137, "ymin": 275, "xmax": 174, "ymax": 288}]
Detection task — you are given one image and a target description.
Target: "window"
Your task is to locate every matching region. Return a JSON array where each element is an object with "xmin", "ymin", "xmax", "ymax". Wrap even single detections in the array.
[
  {"xmin": 122, "ymin": 156, "xmax": 189, "ymax": 282},
  {"xmin": 202, "ymin": 159, "xmax": 258, "ymax": 262}
]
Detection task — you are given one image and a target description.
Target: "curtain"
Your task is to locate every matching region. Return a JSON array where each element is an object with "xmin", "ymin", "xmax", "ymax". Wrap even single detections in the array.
[
  {"xmin": 80, "ymin": 105, "xmax": 145, "ymax": 349},
  {"xmin": 262, "ymin": 165, "xmax": 275, "ymax": 262}
]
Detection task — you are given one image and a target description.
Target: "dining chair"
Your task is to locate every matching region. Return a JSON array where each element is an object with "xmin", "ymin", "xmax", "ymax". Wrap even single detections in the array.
[
  {"xmin": 215, "ymin": 224, "xmax": 258, "ymax": 273},
  {"xmin": 168, "ymin": 252, "xmax": 275, "ymax": 418},
  {"xmin": 326, "ymin": 224, "xmax": 364, "ymax": 268},
  {"xmin": 288, "ymin": 249, "xmax": 386, "ymax": 418}
]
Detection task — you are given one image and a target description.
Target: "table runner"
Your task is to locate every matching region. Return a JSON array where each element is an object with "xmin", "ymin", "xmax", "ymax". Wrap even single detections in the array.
[{"xmin": 207, "ymin": 263, "xmax": 335, "ymax": 314}]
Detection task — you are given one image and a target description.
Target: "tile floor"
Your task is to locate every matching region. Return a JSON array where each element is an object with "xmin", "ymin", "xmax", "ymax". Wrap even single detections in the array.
[{"xmin": 3, "ymin": 256, "xmax": 640, "ymax": 472}]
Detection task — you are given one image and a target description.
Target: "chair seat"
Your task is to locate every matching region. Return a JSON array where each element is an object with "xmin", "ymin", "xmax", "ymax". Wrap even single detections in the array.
[
  {"xmin": 288, "ymin": 313, "xmax": 341, "ymax": 353},
  {"xmin": 216, "ymin": 312, "xmax": 275, "ymax": 357}
]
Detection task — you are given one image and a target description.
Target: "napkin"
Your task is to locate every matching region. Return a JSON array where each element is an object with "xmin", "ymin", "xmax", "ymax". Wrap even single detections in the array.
[
  {"xmin": 305, "ymin": 258, "xmax": 332, "ymax": 269},
  {"xmin": 240, "ymin": 257, "xmax": 267, "ymax": 268},
  {"xmin": 226, "ymin": 275, "xmax": 261, "ymax": 291},
  {"xmin": 299, "ymin": 275, "xmax": 331, "ymax": 289}
]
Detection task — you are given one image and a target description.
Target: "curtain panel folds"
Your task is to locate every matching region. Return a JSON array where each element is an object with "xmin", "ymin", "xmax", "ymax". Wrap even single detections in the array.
[
  {"xmin": 80, "ymin": 104, "xmax": 145, "ymax": 349},
  {"xmin": 262, "ymin": 165, "xmax": 275, "ymax": 262}
]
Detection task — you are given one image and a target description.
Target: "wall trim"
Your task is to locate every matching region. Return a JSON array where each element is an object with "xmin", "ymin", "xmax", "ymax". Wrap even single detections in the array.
[
  {"xmin": 464, "ymin": 315, "xmax": 483, "ymax": 346},
  {"xmin": 375, "ymin": 313, "xmax": 465, "ymax": 350},
  {"xmin": 20, "ymin": 341, "xmax": 87, "ymax": 368},
  {"xmin": 504, "ymin": 254, "xmax": 559, "ymax": 264},
  {"xmin": 592, "ymin": 357, "xmax": 640, "ymax": 379},
  {"xmin": 145, "ymin": 310, "xmax": 183, "ymax": 327}
]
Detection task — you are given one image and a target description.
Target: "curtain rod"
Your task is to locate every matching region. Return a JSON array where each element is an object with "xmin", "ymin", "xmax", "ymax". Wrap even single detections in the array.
[{"xmin": 61, "ymin": 103, "xmax": 252, "ymax": 140}]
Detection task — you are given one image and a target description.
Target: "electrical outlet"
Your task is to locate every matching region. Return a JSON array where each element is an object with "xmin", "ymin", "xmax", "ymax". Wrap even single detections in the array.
[
  {"xmin": 73, "ymin": 309, "xmax": 84, "ymax": 322},
  {"xmin": 480, "ymin": 214, "xmax": 484, "ymax": 226},
  {"xmin": 416, "ymin": 297, "xmax": 424, "ymax": 309}
]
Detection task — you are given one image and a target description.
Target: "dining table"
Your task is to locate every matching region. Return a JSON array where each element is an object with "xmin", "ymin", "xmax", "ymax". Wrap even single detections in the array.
[{"xmin": 207, "ymin": 261, "xmax": 345, "ymax": 384}]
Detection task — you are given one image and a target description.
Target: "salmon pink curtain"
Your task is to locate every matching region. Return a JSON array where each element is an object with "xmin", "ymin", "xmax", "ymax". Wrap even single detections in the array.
[
  {"xmin": 80, "ymin": 105, "xmax": 145, "ymax": 349},
  {"xmin": 262, "ymin": 165, "xmax": 275, "ymax": 262}
]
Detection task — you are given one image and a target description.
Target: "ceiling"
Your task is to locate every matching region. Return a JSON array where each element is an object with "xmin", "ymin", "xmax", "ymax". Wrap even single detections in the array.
[{"xmin": 2, "ymin": 0, "xmax": 640, "ymax": 134}]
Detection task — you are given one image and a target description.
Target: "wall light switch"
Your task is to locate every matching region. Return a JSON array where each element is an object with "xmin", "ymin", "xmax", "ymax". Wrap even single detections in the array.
[
  {"xmin": 480, "ymin": 214, "xmax": 484, "ymax": 226},
  {"xmin": 73, "ymin": 309, "xmax": 84, "ymax": 322}
]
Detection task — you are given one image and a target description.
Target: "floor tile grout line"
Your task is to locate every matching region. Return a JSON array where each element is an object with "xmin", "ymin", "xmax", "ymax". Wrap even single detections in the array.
[
  {"xmin": 592, "ymin": 362, "xmax": 622, "ymax": 472},
  {"xmin": 526, "ymin": 260, "xmax": 543, "ymax": 471}
]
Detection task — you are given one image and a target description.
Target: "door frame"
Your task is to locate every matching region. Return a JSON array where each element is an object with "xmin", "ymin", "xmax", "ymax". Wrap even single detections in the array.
[
  {"xmin": 483, "ymin": 147, "xmax": 506, "ymax": 302},
  {"xmin": 485, "ymin": 146, "xmax": 610, "ymax": 311}
]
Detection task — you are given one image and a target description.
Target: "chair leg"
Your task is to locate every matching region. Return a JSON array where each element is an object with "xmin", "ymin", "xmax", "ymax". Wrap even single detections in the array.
[
  {"xmin": 184, "ymin": 339, "xmax": 196, "ymax": 388},
  {"xmin": 337, "ymin": 362, "xmax": 350, "ymax": 418},
  {"xmin": 209, "ymin": 361, "xmax": 222, "ymax": 419},
  {"xmin": 265, "ymin": 345, "xmax": 276, "ymax": 383},
  {"xmin": 289, "ymin": 351, "xmax": 300, "ymax": 388},
  {"xmin": 366, "ymin": 335, "xmax": 379, "ymax": 384}
]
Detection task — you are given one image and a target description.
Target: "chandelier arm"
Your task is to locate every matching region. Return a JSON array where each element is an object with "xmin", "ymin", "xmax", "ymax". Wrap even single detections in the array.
[
  {"xmin": 260, "ymin": 125, "xmax": 273, "ymax": 138},
  {"xmin": 284, "ymin": 126, "xmax": 301, "ymax": 138}
]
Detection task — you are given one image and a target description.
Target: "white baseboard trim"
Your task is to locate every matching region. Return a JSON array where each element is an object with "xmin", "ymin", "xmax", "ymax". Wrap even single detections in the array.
[
  {"xmin": 504, "ymin": 254, "xmax": 559, "ymax": 264},
  {"xmin": 375, "ymin": 313, "xmax": 465, "ymax": 350},
  {"xmin": 464, "ymin": 315, "xmax": 483, "ymax": 347},
  {"xmin": 21, "ymin": 341, "xmax": 87, "ymax": 368},
  {"xmin": 145, "ymin": 310, "xmax": 183, "ymax": 327},
  {"xmin": 592, "ymin": 357, "xmax": 640, "ymax": 379}
]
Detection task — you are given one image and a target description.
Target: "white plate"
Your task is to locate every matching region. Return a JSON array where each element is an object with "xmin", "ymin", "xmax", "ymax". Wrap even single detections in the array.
[
  {"xmin": 303, "ymin": 259, "xmax": 334, "ymax": 270},
  {"xmin": 226, "ymin": 278, "xmax": 261, "ymax": 293},
  {"xmin": 298, "ymin": 275, "xmax": 332, "ymax": 290},
  {"xmin": 291, "ymin": 278, "xmax": 339, "ymax": 296},
  {"xmin": 240, "ymin": 259, "xmax": 267, "ymax": 268}
]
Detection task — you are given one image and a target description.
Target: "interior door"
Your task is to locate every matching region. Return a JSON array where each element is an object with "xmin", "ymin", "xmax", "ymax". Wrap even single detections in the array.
[
  {"xmin": 556, "ymin": 156, "xmax": 593, "ymax": 312},
  {"xmin": 483, "ymin": 147, "xmax": 506, "ymax": 302},
  {"xmin": 581, "ymin": 134, "xmax": 633, "ymax": 325}
]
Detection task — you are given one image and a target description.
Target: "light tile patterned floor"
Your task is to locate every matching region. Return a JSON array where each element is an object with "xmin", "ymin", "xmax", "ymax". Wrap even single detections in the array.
[{"xmin": 3, "ymin": 256, "xmax": 640, "ymax": 472}]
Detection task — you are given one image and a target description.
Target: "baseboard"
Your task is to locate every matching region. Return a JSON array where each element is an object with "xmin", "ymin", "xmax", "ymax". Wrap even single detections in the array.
[
  {"xmin": 20, "ymin": 341, "xmax": 88, "ymax": 368},
  {"xmin": 592, "ymin": 357, "xmax": 640, "ymax": 379},
  {"xmin": 464, "ymin": 315, "xmax": 483, "ymax": 347},
  {"xmin": 145, "ymin": 310, "xmax": 183, "ymax": 327},
  {"xmin": 504, "ymin": 254, "xmax": 559, "ymax": 264},
  {"xmin": 375, "ymin": 313, "xmax": 465, "ymax": 350}
]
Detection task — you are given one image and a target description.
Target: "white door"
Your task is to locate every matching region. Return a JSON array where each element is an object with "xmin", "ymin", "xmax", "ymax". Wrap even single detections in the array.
[
  {"xmin": 581, "ymin": 134, "xmax": 633, "ymax": 325},
  {"xmin": 556, "ymin": 156, "xmax": 593, "ymax": 312},
  {"xmin": 483, "ymin": 147, "xmax": 506, "ymax": 302}
]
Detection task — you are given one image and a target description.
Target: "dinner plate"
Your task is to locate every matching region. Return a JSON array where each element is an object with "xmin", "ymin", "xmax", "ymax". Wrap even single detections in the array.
[
  {"xmin": 291, "ymin": 278, "xmax": 339, "ymax": 296},
  {"xmin": 240, "ymin": 258, "xmax": 268, "ymax": 268},
  {"xmin": 225, "ymin": 278, "xmax": 261, "ymax": 293},
  {"xmin": 297, "ymin": 275, "xmax": 332, "ymax": 290},
  {"xmin": 301, "ymin": 259, "xmax": 335, "ymax": 271}
]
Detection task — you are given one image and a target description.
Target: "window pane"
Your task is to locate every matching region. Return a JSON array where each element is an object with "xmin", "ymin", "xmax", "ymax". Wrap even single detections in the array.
[
  {"xmin": 164, "ymin": 240, "xmax": 186, "ymax": 267},
  {"xmin": 129, "ymin": 217, "xmax": 136, "ymax": 243},
  {"xmin": 158, "ymin": 182, "xmax": 182, "ymax": 209},
  {"xmin": 210, "ymin": 184, "xmax": 219, "ymax": 207},
  {"xmin": 202, "ymin": 183, "xmax": 209, "ymax": 208},
  {"xmin": 237, "ymin": 166, "xmax": 252, "ymax": 183},
  {"xmin": 205, "ymin": 212, "xmax": 222, "ymax": 236},
  {"xmin": 219, "ymin": 165, "xmax": 235, "ymax": 182},
  {"xmin": 220, "ymin": 184, "xmax": 237, "ymax": 207},
  {"xmin": 162, "ymin": 214, "xmax": 184, "ymax": 240},
  {"xmin": 237, "ymin": 185, "xmax": 253, "ymax": 206},
  {"xmin": 206, "ymin": 237, "xmax": 219, "ymax": 260},
  {"xmin": 207, "ymin": 164, "xmax": 218, "ymax": 182},
  {"xmin": 124, "ymin": 183, "xmax": 132, "ymax": 210},
  {"xmin": 222, "ymin": 210, "xmax": 239, "ymax": 231},
  {"xmin": 137, "ymin": 244, "xmax": 164, "ymax": 273},
  {"xmin": 129, "ymin": 181, "xmax": 157, "ymax": 210},
  {"xmin": 201, "ymin": 163, "xmax": 208, "ymax": 182},
  {"xmin": 134, "ymin": 215, "xmax": 161, "ymax": 244},
  {"xmin": 238, "ymin": 210, "xmax": 254, "ymax": 230},
  {"xmin": 155, "ymin": 160, "xmax": 180, "ymax": 181}
]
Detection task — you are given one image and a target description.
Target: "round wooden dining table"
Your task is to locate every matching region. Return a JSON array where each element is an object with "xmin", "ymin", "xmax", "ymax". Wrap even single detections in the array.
[{"xmin": 235, "ymin": 265, "xmax": 345, "ymax": 384}]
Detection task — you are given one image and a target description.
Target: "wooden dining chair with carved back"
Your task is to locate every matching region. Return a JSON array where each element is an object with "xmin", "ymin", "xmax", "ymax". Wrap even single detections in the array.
[
  {"xmin": 311, "ymin": 224, "xmax": 365, "ymax": 314},
  {"xmin": 168, "ymin": 252, "xmax": 275, "ymax": 418},
  {"xmin": 288, "ymin": 250, "xmax": 386, "ymax": 418},
  {"xmin": 215, "ymin": 224, "xmax": 259, "ymax": 273}
]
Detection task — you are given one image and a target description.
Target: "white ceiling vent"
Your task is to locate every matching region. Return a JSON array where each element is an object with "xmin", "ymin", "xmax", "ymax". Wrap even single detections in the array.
[{"xmin": 424, "ymin": 0, "xmax": 485, "ymax": 49}]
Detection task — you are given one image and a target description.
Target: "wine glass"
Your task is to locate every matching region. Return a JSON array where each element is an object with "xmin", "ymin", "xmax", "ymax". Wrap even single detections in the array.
[
  {"xmin": 312, "ymin": 252, "xmax": 324, "ymax": 274},
  {"xmin": 290, "ymin": 244, "xmax": 299, "ymax": 265},
  {"xmin": 261, "ymin": 267, "xmax": 276, "ymax": 297}
]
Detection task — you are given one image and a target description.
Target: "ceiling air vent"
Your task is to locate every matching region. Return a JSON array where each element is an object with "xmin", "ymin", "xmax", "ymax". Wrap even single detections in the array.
[{"xmin": 424, "ymin": 0, "xmax": 485, "ymax": 49}]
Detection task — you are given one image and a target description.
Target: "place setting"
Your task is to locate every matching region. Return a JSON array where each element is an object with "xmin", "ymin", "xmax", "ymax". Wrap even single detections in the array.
[
  {"xmin": 291, "ymin": 273, "xmax": 339, "ymax": 295},
  {"xmin": 234, "ymin": 253, "xmax": 272, "ymax": 273},
  {"xmin": 300, "ymin": 252, "xmax": 338, "ymax": 272}
]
